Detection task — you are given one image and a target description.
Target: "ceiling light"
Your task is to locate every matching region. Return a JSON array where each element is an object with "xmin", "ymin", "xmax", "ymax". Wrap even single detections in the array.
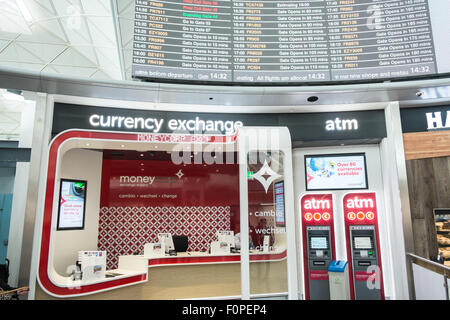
[{"xmin": 16, "ymin": 0, "xmax": 33, "ymax": 22}]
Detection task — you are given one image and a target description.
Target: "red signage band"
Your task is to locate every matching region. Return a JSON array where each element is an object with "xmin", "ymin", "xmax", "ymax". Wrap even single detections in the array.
[
  {"xmin": 300, "ymin": 193, "xmax": 335, "ymax": 300},
  {"xmin": 137, "ymin": 133, "xmax": 237, "ymax": 144},
  {"xmin": 354, "ymin": 271, "xmax": 381, "ymax": 282},
  {"xmin": 343, "ymin": 192, "xmax": 378, "ymax": 225},
  {"xmin": 309, "ymin": 270, "xmax": 329, "ymax": 281},
  {"xmin": 301, "ymin": 194, "xmax": 334, "ymax": 226}
]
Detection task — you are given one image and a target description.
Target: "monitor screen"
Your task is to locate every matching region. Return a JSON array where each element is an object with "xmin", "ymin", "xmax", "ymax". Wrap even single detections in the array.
[
  {"xmin": 274, "ymin": 181, "xmax": 285, "ymax": 227},
  {"xmin": 57, "ymin": 179, "xmax": 87, "ymax": 230},
  {"xmin": 172, "ymin": 235, "xmax": 189, "ymax": 252},
  {"xmin": 310, "ymin": 237, "xmax": 328, "ymax": 250},
  {"xmin": 354, "ymin": 237, "xmax": 373, "ymax": 250},
  {"xmin": 305, "ymin": 153, "xmax": 368, "ymax": 191},
  {"xmin": 132, "ymin": 0, "xmax": 450, "ymax": 84}
]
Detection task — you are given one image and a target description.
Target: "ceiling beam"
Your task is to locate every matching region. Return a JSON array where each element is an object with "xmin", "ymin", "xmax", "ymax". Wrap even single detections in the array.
[{"xmin": 110, "ymin": 0, "xmax": 126, "ymax": 81}]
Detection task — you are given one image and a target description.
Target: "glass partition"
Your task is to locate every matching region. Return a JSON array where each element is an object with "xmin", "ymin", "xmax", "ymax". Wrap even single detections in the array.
[
  {"xmin": 238, "ymin": 127, "xmax": 297, "ymax": 300},
  {"xmin": 247, "ymin": 151, "xmax": 288, "ymax": 298}
]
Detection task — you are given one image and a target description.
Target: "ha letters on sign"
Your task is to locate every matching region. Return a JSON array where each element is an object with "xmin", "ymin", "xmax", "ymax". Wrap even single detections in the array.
[{"xmin": 426, "ymin": 111, "xmax": 450, "ymax": 130}]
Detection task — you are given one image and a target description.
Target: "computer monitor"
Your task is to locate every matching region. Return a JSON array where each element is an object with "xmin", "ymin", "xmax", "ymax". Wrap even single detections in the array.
[
  {"xmin": 217, "ymin": 231, "xmax": 235, "ymax": 248},
  {"xmin": 173, "ymin": 235, "xmax": 189, "ymax": 252},
  {"xmin": 157, "ymin": 233, "xmax": 174, "ymax": 253}
]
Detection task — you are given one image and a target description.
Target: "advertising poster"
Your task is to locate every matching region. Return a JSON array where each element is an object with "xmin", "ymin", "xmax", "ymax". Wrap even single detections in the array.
[
  {"xmin": 305, "ymin": 154, "xmax": 367, "ymax": 191},
  {"xmin": 57, "ymin": 179, "xmax": 87, "ymax": 230}
]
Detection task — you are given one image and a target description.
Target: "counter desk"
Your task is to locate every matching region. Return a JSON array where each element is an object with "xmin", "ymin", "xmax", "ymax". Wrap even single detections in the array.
[{"xmin": 35, "ymin": 250, "xmax": 288, "ymax": 300}]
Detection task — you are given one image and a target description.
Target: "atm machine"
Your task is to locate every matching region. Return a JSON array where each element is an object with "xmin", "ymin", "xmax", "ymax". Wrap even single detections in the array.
[
  {"xmin": 343, "ymin": 192, "xmax": 384, "ymax": 300},
  {"xmin": 300, "ymin": 194, "xmax": 335, "ymax": 300}
]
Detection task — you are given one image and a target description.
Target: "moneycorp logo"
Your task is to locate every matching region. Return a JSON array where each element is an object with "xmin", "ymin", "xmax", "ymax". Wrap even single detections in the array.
[
  {"xmin": 119, "ymin": 175, "xmax": 156, "ymax": 184},
  {"xmin": 88, "ymin": 114, "xmax": 243, "ymax": 134}
]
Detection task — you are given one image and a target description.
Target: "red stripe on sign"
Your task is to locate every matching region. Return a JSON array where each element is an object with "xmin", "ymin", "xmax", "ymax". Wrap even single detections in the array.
[
  {"xmin": 310, "ymin": 270, "xmax": 329, "ymax": 281},
  {"xmin": 354, "ymin": 271, "xmax": 379, "ymax": 282}
]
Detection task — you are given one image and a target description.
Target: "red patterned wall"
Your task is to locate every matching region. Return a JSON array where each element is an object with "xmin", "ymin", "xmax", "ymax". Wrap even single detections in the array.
[{"xmin": 97, "ymin": 152, "xmax": 240, "ymax": 269}]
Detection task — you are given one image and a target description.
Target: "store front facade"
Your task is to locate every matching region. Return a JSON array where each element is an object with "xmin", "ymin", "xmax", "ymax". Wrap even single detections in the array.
[{"xmin": 25, "ymin": 95, "xmax": 411, "ymax": 300}]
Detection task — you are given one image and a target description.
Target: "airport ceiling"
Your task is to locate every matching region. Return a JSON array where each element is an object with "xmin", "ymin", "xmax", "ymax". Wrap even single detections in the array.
[{"xmin": 0, "ymin": 0, "xmax": 134, "ymax": 80}]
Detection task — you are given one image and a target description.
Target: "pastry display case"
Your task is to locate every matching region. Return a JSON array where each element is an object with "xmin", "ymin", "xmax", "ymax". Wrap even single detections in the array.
[{"xmin": 434, "ymin": 209, "xmax": 450, "ymax": 266}]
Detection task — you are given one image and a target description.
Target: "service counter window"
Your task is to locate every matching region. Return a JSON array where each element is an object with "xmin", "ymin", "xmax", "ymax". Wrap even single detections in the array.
[
  {"xmin": 97, "ymin": 149, "xmax": 240, "ymax": 270},
  {"xmin": 38, "ymin": 132, "xmax": 250, "ymax": 299}
]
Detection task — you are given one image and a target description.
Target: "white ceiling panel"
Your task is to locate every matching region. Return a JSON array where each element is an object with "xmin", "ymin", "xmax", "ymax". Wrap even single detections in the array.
[
  {"xmin": 0, "ymin": 60, "xmax": 44, "ymax": 71},
  {"xmin": 0, "ymin": 0, "xmax": 128, "ymax": 80},
  {"xmin": 50, "ymin": 46, "xmax": 97, "ymax": 67},
  {"xmin": 0, "ymin": 0, "xmax": 32, "ymax": 35},
  {"xmin": 46, "ymin": 64, "xmax": 98, "ymax": 77}
]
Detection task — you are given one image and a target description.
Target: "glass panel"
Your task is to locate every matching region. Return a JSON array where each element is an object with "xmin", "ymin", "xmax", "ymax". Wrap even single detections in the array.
[{"xmin": 247, "ymin": 150, "xmax": 288, "ymax": 296}]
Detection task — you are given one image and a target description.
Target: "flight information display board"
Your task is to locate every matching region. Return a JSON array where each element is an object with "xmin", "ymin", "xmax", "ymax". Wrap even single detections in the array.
[{"xmin": 132, "ymin": 0, "xmax": 450, "ymax": 83}]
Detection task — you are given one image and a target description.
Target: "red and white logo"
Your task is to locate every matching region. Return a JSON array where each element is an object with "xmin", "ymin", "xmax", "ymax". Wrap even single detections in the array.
[
  {"xmin": 343, "ymin": 192, "xmax": 377, "ymax": 224},
  {"xmin": 301, "ymin": 194, "xmax": 333, "ymax": 225}
]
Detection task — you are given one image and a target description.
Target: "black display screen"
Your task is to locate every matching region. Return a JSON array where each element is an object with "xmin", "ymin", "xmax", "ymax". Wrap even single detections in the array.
[
  {"xmin": 57, "ymin": 179, "xmax": 87, "ymax": 230},
  {"xmin": 132, "ymin": 0, "xmax": 450, "ymax": 84}
]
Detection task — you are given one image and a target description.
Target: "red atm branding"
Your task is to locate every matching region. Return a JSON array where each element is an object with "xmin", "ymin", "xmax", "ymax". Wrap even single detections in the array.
[
  {"xmin": 342, "ymin": 191, "xmax": 384, "ymax": 300},
  {"xmin": 343, "ymin": 192, "xmax": 377, "ymax": 224},
  {"xmin": 301, "ymin": 194, "xmax": 333, "ymax": 224},
  {"xmin": 300, "ymin": 193, "xmax": 335, "ymax": 300}
]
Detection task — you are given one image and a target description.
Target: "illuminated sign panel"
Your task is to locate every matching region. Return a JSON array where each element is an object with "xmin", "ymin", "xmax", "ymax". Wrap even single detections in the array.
[
  {"xmin": 305, "ymin": 153, "xmax": 368, "ymax": 191},
  {"xmin": 57, "ymin": 179, "xmax": 87, "ymax": 230},
  {"xmin": 132, "ymin": 0, "xmax": 450, "ymax": 84},
  {"xmin": 301, "ymin": 194, "xmax": 334, "ymax": 226}
]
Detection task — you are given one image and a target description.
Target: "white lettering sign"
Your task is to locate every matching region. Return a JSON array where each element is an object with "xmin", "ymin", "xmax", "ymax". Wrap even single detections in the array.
[
  {"xmin": 346, "ymin": 197, "xmax": 374, "ymax": 209},
  {"xmin": 303, "ymin": 198, "xmax": 331, "ymax": 210},
  {"xmin": 325, "ymin": 118, "xmax": 358, "ymax": 131},
  {"xmin": 426, "ymin": 111, "xmax": 450, "ymax": 130},
  {"xmin": 88, "ymin": 114, "xmax": 243, "ymax": 134}
]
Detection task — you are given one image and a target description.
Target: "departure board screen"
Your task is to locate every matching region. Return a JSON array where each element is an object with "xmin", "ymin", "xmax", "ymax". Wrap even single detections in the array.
[{"xmin": 132, "ymin": 0, "xmax": 450, "ymax": 84}]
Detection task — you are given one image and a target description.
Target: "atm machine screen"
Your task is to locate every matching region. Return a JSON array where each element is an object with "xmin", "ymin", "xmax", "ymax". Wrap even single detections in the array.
[
  {"xmin": 354, "ymin": 237, "xmax": 372, "ymax": 250},
  {"xmin": 310, "ymin": 237, "xmax": 328, "ymax": 250}
]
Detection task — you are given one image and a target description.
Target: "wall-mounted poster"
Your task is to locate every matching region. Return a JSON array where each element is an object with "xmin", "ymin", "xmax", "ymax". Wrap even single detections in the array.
[
  {"xmin": 57, "ymin": 179, "xmax": 87, "ymax": 230},
  {"xmin": 305, "ymin": 154, "xmax": 368, "ymax": 191}
]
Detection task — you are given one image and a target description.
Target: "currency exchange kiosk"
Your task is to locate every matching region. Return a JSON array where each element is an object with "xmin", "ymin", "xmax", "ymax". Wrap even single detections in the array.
[
  {"xmin": 343, "ymin": 192, "xmax": 385, "ymax": 300},
  {"xmin": 300, "ymin": 194, "xmax": 335, "ymax": 300}
]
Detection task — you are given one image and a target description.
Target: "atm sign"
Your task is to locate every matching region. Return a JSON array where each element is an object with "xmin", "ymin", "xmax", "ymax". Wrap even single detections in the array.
[
  {"xmin": 343, "ymin": 192, "xmax": 378, "ymax": 224},
  {"xmin": 301, "ymin": 194, "xmax": 333, "ymax": 225}
]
